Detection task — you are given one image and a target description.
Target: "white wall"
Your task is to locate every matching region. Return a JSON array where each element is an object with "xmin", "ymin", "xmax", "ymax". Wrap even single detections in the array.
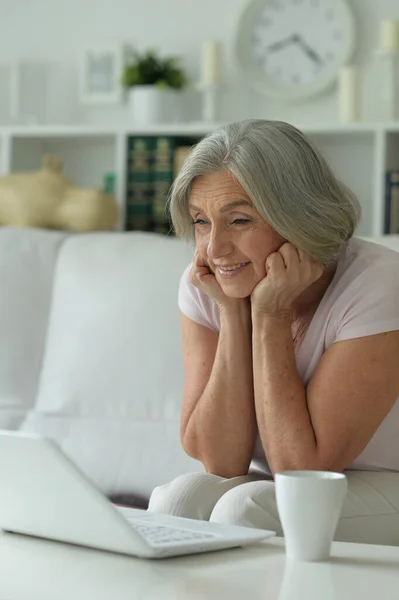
[{"xmin": 1, "ymin": 0, "xmax": 399, "ymax": 125}]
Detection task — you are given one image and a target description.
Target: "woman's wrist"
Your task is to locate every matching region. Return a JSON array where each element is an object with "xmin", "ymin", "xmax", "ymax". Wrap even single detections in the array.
[
  {"xmin": 251, "ymin": 304, "xmax": 292, "ymax": 326},
  {"xmin": 219, "ymin": 298, "xmax": 252, "ymax": 327},
  {"xmin": 251, "ymin": 307, "xmax": 292, "ymax": 346}
]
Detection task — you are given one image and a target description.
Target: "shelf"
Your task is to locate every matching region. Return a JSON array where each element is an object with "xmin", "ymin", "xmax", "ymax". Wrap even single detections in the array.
[
  {"xmin": 379, "ymin": 122, "xmax": 399, "ymax": 134},
  {"xmin": 385, "ymin": 132, "xmax": 399, "ymax": 171},
  {"xmin": 0, "ymin": 123, "xmax": 224, "ymax": 138},
  {"xmin": 4, "ymin": 126, "xmax": 119, "ymax": 138},
  {"xmin": 11, "ymin": 135, "xmax": 116, "ymax": 189},
  {"xmin": 124, "ymin": 122, "xmax": 225, "ymax": 136},
  {"xmin": 0, "ymin": 121, "xmax": 398, "ymax": 237},
  {"xmin": 1, "ymin": 120, "xmax": 399, "ymax": 138},
  {"xmin": 298, "ymin": 123, "xmax": 379, "ymax": 135},
  {"xmin": 307, "ymin": 131, "xmax": 376, "ymax": 237}
]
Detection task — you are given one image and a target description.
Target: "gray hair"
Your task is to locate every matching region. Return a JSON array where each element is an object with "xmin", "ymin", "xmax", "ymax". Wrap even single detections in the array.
[{"xmin": 168, "ymin": 119, "xmax": 361, "ymax": 265}]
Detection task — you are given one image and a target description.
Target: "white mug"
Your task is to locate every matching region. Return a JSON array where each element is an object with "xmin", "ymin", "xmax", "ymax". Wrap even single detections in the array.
[{"xmin": 275, "ymin": 470, "xmax": 348, "ymax": 562}]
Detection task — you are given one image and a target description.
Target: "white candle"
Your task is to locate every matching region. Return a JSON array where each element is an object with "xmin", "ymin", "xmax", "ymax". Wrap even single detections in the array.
[
  {"xmin": 201, "ymin": 40, "xmax": 221, "ymax": 85},
  {"xmin": 380, "ymin": 20, "xmax": 399, "ymax": 52},
  {"xmin": 338, "ymin": 66, "xmax": 361, "ymax": 123}
]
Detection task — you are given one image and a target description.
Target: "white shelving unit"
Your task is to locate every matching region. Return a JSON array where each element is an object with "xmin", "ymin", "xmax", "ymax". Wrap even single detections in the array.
[{"xmin": 0, "ymin": 121, "xmax": 399, "ymax": 237}]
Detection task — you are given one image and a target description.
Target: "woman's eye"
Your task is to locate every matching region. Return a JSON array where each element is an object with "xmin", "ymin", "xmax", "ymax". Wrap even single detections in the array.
[
  {"xmin": 192, "ymin": 218, "xmax": 250, "ymax": 226},
  {"xmin": 232, "ymin": 218, "xmax": 251, "ymax": 225}
]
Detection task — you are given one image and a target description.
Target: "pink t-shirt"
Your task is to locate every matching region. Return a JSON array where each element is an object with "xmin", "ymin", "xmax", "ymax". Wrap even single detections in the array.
[{"xmin": 178, "ymin": 238, "xmax": 399, "ymax": 473}]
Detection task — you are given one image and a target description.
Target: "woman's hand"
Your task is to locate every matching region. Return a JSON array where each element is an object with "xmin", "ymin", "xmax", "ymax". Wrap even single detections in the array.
[
  {"xmin": 251, "ymin": 243, "xmax": 324, "ymax": 318},
  {"xmin": 190, "ymin": 252, "xmax": 249, "ymax": 313}
]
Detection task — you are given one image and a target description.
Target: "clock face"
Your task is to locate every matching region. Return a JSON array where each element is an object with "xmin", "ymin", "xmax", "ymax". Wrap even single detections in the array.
[{"xmin": 235, "ymin": 0, "xmax": 355, "ymax": 98}]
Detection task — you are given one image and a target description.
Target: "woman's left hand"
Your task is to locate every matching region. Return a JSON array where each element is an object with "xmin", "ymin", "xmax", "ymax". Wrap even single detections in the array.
[{"xmin": 251, "ymin": 243, "xmax": 324, "ymax": 318}]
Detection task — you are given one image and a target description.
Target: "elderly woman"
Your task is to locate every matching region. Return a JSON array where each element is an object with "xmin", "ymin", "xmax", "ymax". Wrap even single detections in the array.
[{"xmin": 148, "ymin": 119, "xmax": 399, "ymax": 545}]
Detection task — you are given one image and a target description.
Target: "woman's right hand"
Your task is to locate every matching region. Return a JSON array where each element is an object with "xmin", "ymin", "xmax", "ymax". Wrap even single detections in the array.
[{"xmin": 190, "ymin": 253, "xmax": 247, "ymax": 313}]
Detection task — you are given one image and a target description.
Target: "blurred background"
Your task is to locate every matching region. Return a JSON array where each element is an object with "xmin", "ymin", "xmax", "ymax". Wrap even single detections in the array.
[
  {"xmin": 0, "ymin": 0, "xmax": 398, "ymax": 237},
  {"xmin": 0, "ymin": 0, "xmax": 397, "ymax": 125}
]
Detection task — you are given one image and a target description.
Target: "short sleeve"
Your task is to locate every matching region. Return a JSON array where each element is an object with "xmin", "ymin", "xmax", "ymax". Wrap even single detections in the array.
[
  {"xmin": 334, "ymin": 263, "xmax": 399, "ymax": 343},
  {"xmin": 178, "ymin": 264, "xmax": 220, "ymax": 332}
]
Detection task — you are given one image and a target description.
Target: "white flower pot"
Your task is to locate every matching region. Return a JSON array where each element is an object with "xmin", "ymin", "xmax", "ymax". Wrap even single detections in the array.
[{"xmin": 127, "ymin": 85, "xmax": 182, "ymax": 125}]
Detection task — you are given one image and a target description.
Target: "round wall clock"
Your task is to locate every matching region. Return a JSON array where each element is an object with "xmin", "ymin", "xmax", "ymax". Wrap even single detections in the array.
[{"xmin": 234, "ymin": 0, "xmax": 356, "ymax": 99}]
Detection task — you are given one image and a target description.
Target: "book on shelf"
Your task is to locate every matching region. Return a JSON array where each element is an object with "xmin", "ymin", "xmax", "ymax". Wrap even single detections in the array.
[
  {"xmin": 384, "ymin": 170, "xmax": 399, "ymax": 235},
  {"xmin": 174, "ymin": 146, "xmax": 192, "ymax": 178},
  {"xmin": 152, "ymin": 136, "xmax": 179, "ymax": 235},
  {"xmin": 126, "ymin": 136, "xmax": 154, "ymax": 232},
  {"xmin": 125, "ymin": 135, "xmax": 196, "ymax": 234}
]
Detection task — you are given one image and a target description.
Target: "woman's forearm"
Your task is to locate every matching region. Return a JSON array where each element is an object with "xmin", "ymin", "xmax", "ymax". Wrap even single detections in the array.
[
  {"xmin": 183, "ymin": 303, "xmax": 256, "ymax": 478},
  {"xmin": 252, "ymin": 310, "xmax": 318, "ymax": 475}
]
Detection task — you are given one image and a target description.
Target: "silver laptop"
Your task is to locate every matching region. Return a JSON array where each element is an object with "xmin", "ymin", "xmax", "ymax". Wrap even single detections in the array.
[{"xmin": 0, "ymin": 431, "xmax": 275, "ymax": 558}]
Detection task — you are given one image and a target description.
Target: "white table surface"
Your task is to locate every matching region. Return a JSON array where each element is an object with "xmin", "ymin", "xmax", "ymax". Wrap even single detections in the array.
[{"xmin": 0, "ymin": 532, "xmax": 398, "ymax": 600}]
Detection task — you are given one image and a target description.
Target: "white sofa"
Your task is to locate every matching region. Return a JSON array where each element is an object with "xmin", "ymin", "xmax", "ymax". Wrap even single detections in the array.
[
  {"xmin": 1, "ymin": 227, "xmax": 398, "ymax": 507},
  {"xmin": 0, "ymin": 227, "xmax": 203, "ymax": 507}
]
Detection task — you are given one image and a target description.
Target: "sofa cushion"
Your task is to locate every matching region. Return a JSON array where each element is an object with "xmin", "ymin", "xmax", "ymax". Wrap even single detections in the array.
[
  {"xmin": 20, "ymin": 232, "xmax": 203, "ymax": 498},
  {"xmin": 361, "ymin": 236, "xmax": 399, "ymax": 253},
  {"xmin": 0, "ymin": 227, "xmax": 67, "ymax": 429}
]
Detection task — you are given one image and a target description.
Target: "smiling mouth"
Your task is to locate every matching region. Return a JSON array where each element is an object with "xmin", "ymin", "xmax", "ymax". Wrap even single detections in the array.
[{"xmin": 216, "ymin": 262, "xmax": 250, "ymax": 276}]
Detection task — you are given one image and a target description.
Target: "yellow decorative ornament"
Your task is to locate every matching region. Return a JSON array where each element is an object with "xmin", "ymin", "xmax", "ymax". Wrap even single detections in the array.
[{"xmin": 0, "ymin": 155, "xmax": 118, "ymax": 232}]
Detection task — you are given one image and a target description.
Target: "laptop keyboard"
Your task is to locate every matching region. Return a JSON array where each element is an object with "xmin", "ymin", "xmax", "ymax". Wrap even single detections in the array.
[{"xmin": 127, "ymin": 519, "xmax": 218, "ymax": 546}]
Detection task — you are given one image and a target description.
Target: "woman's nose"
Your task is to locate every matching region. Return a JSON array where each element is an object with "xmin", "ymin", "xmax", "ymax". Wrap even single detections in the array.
[{"xmin": 206, "ymin": 227, "xmax": 233, "ymax": 259}]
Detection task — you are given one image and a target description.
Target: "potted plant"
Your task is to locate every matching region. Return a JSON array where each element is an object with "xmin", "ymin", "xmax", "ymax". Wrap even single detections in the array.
[{"xmin": 122, "ymin": 49, "xmax": 188, "ymax": 124}]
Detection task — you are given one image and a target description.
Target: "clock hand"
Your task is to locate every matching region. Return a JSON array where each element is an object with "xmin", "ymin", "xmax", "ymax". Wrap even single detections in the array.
[
  {"xmin": 300, "ymin": 42, "xmax": 323, "ymax": 65},
  {"xmin": 293, "ymin": 34, "xmax": 323, "ymax": 65},
  {"xmin": 267, "ymin": 34, "xmax": 296, "ymax": 53}
]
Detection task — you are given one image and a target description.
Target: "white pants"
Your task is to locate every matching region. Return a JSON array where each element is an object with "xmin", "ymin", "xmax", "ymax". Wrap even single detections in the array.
[{"xmin": 148, "ymin": 471, "xmax": 399, "ymax": 546}]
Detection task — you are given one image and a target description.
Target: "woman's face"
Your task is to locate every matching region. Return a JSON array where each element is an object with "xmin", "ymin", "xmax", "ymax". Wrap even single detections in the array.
[{"xmin": 189, "ymin": 170, "xmax": 286, "ymax": 298}]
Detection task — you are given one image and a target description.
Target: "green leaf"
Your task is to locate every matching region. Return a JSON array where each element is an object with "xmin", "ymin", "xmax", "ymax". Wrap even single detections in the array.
[{"xmin": 122, "ymin": 49, "xmax": 187, "ymax": 89}]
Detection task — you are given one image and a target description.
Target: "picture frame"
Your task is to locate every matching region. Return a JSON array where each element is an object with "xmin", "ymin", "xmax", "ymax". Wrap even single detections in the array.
[{"xmin": 79, "ymin": 45, "xmax": 124, "ymax": 105}]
